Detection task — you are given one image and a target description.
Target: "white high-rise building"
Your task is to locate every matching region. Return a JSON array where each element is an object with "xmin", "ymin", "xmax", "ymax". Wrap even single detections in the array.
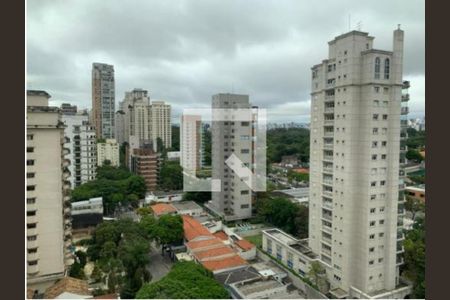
[
  {"xmin": 150, "ymin": 101, "xmax": 172, "ymax": 149},
  {"xmin": 97, "ymin": 139, "xmax": 120, "ymax": 167},
  {"xmin": 27, "ymin": 90, "xmax": 73, "ymax": 293},
  {"xmin": 210, "ymin": 93, "xmax": 256, "ymax": 221},
  {"xmin": 62, "ymin": 112, "xmax": 97, "ymax": 187},
  {"xmin": 308, "ymin": 28, "xmax": 410, "ymax": 298},
  {"xmin": 180, "ymin": 114, "xmax": 203, "ymax": 173},
  {"xmin": 92, "ymin": 63, "xmax": 115, "ymax": 139},
  {"xmin": 116, "ymin": 89, "xmax": 172, "ymax": 149}
]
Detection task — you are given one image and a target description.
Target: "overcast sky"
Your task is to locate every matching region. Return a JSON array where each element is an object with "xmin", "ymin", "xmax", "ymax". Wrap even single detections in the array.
[{"xmin": 27, "ymin": 0, "xmax": 425, "ymax": 123}]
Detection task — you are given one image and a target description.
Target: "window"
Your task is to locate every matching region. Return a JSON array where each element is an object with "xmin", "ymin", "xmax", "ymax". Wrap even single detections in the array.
[
  {"xmin": 379, "ymin": 220, "xmax": 385, "ymax": 225},
  {"xmin": 375, "ymin": 86, "xmax": 380, "ymax": 93},
  {"xmin": 374, "ymin": 57, "xmax": 381, "ymax": 79},
  {"xmin": 380, "ymin": 180, "xmax": 386, "ymax": 186},
  {"xmin": 240, "ymin": 149, "xmax": 250, "ymax": 154},
  {"xmin": 382, "ymin": 128, "xmax": 388, "ymax": 134},
  {"xmin": 374, "ymin": 100, "xmax": 380, "ymax": 106},
  {"xmin": 372, "ymin": 155, "xmax": 377, "ymax": 161},
  {"xmin": 373, "ymin": 114, "xmax": 379, "ymax": 120},
  {"xmin": 370, "ymin": 208, "xmax": 376, "ymax": 213},
  {"xmin": 241, "ymin": 204, "xmax": 249, "ymax": 209},
  {"xmin": 372, "ymin": 141, "xmax": 378, "ymax": 148},
  {"xmin": 27, "ymin": 160, "xmax": 35, "ymax": 166},
  {"xmin": 241, "ymin": 190, "xmax": 249, "ymax": 195},
  {"xmin": 370, "ymin": 195, "xmax": 376, "ymax": 200},
  {"xmin": 28, "ymin": 260, "xmax": 38, "ymax": 266},
  {"xmin": 27, "ymin": 235, "xmax": 37, "ymax": 241},
  {"xmin": 27, "ymin": 147, "xmax": 34, "ymax": 153},
  {"xmin": 369, "ymin": 234, "xmax": 375, "ymax": 239},
  {"xmin": 27, "ymin": 173, "xmax": 35, "ymax": 178},
  {"xmin": 27, "ymin": 185, "xmax": 35, "ymax": 191},
  {"xmin": 241, "ymin": 122, "xmax": 249, "ymax": 126},
  {"xmin": 381, "ymin": 154, "xmax": 387, "ymax": 160},
  {"xmin": 382, "ymin": 114, "xmax": 388, "ymax": 120},
  {"xmin": 378, "ymin": 258, "xmax": 384, "ymax": 263},
  {"xmin": 384, "ymin": 58, "xmax": 390, "ymax": 79},
  {"xmin": 379, "ymin": 207, "xmax": 385, "ymax": 212},
  {"xmin": 370, "ymin": 221, "xmax": 376, "ymax": 226},
  {"xmin": 27, "ymin": 134, "xmax": 34, "ymax": 140},
  {"xmin": 373, "ymin": 128, "xmax": 378, "ymax": 135},
  {"xmin": 369, "ymin": 247, "xmax": 375, "ymax": 252},
  {"xmin": 383, "ymin": 87, "xmax": 389, "ymax": 94},
  {"xmin": 369, "ymin": 260, "xmax": 374, "ymax": 265},
  {"xmin": 27, "ymin": 198, "xmax": 36, "ymax": 204},
  {"xmin": 379, "ymin": 232, "xmax": 384, "ymax": 237},
  {"xmin": 371, "ymin": 181, "xmax": 377, "ymax": 187},
  {"xmin": 27, "ymin": 223, "xmax": 37, "ymax": 229},
  {"xmin": 28, "ymin": 248, "xmax": 37, "ymax": 254}
]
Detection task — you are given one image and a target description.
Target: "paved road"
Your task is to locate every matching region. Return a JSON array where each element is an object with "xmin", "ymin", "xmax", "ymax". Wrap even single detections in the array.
[{"xmin": 146, "ymin": 242, "xmax": 174, "ymax": 282}]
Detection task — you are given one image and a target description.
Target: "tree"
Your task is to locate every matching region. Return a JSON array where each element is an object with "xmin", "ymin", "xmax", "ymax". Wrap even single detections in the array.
[
  {"xmin": 136, "ymin": 261, "xmax": 229, "ymax": 299},
  {"xmin": 406, "ymin": 149, "xmax": 424, "ymax": 163},
  {"xmin": 91, "ymin": 264, "xmax": 103, "ymax": 283},
  {"xmin": 405, "ymin": 196, "xmax": 425, "ymax": 220},
  {"xmin": 170, "ymin": 125, "xmax": 180, "ymax": 151},
  {"xmin": 266, "ymin": 127, "xmax": 310, "ymax": 164},
  {"xmin": 75, "ymin": 250, "xmax": 87, "ymax": 267},
  {"xmin": 159, "ymin": 160, "xmax": 183, "ymax": 190},
  {"xmin": 182, "ymin": 191, "xmax": 211, "ymax": 203},
  {"xmin": 152, "ymin": 214, "xmax": 184, "ymax": 246},
  {"xmin": 403, "ymin": 216, "xmax": 425, "ymax": 298},
  {"xmin": 308, "ymin": 261, "xmax": 327, "ymax": 292},
  {"xmin": 69, "ymin": 261, "xmax": 85, "ymax": 279}
]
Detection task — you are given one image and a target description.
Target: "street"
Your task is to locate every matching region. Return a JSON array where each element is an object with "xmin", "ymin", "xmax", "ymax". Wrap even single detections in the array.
[{"xmin": 146, "ymin": 242, "xmax": 174, "ymax": 282}]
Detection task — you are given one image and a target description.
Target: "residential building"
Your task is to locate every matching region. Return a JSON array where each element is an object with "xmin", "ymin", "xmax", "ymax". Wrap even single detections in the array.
[
  {"xmin": 71, "ymin": 197, "xmax": 103, "ymax": 229},
  {"xmin": 43, "ymin": 277, "xmax": 92, "ymax": 299},
  {"xmin": 150, "ymin": 100, "xmax": 172, "ymax": 148},
  {"xmin": 167, "ymin": 151, "xmax": 181, "ymax": 161},
  {"xmin": 172, "ymin": 201, "xmax": 203, "ymax": 217},
  {"xmin": 62, "ymin": 113, "xmax": 97, "ymax": 187},
  {"xmin": 92, "ymin": 62, "xmax": 115, "ymax": 139},
  {"xmin": 144, "ymin": 190, "xmax": 183, "ymax": 204},
  {"xmin": 150, "ymin": 203, "xmax": 177, "ymax": 218},
  {"xmin": 97, "ymin": 138, "xmax": 120, "ymax": 167},
  {"xmin": 26, "ymin": 90, "xmax": 73, "ymax": 292},
  {"xmin": 115, "ymin": 110, "xmax": 126, "ymax": 145},
  {"xmin": 228, "ymin": 276, "xmax": 303, "ymax": 299},
  {"xmin": 119, "ymin": 89, "xmax": 172, "ymax": 148},
  {"xmin": 60, "ymin": 103, "xmax": 77, "ymax": 115},
  {"xmin": 130, "ymin": 147, "xmax": 160, "ymax": 191},
  {"xmin": 308, "ymin": 28, "xmax": 411, "ymax": 298},
  {"xmin": 181, "ymin": 114, "xmax": 203, "ymax": 173},
  {"xmin": 210, "ymin": 93, "xmax": 257, "ymax": 221},
  {"xmin": 405, "ymin": 186, "xmax": 425, "ymax": 203}
]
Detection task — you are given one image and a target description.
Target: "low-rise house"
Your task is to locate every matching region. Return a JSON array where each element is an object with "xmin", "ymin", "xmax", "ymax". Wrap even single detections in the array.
[
  {"xmin": 234, "ymin": 239, "xmax": 256, "ymax": 260},
  {"xmin": 71, "ymin": 197, "xmax": 103, "ymax": 229},
  {"xmin": 150, "ymin": 203, "xmax": 177, "ymax": 218},
  {"xmin": 405, "ymin": 185, "xmax": 426, "ymax": 203},
  {"xmin": 172, "ymin": 201, "xmax": 203, "ymax": 217},
  {"xmin": 145, "ymin": 191, "xmax": 183, "ymax": 204},
  {"xmin": 43, "ymin": 277, "xmax": 92, "ymax": 299},
  {"xmin": 228, "ymin": 277, "xmax": 303, "ymax": 299},
  {"xmin": 262, "ymin": 228, "xmax": 319, "ymax": 277}
]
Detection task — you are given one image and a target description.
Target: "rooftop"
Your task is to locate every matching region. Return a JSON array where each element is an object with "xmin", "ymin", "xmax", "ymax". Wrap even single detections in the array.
[
  {"xmin": 328, "ymin": 30, "xmax": 374, "ymax": 44},
  {"xmin": 194, "ymin": 246, "xmax": 236, "ymax": 261},
  {"xmin": 43, "ymin": 277, "xmax": 91, "ymax": 299},
  {"xmin": 27, "ymin": 90, "xmax": 51, "ymax": 98},
  {"xmin": 182, "ymin": 215, "xmax": 214, "ymax": 241},
  {"xmin": 213, "ymin": 231, "xmax": 229, "ymax": 241},
  {"xmin": 186, "ymin": 237, "xmax": 224, "ymax": 251},
  {"xmin": 151, "ymin": 203, "xmax": 177, "ymax": 216},
  {"xmin": 214, "ymin": 265, "xmax": 261, "ymax": 285},
  {"xmin": 172, "ymin": 201, "xmax": 202, "ymax": 211},
  {"xmin": 201, "ymin": 254, "xmax": 248, "ymax": 272},
  {"xmin": 235, "ymin": 239, "xmax": 255, "ymax": 251}
]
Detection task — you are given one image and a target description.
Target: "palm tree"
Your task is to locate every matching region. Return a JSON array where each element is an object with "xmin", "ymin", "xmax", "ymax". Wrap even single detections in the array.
[{"xmin": 308, "ymin": 261, "xmax": 325, "ymax": 287}]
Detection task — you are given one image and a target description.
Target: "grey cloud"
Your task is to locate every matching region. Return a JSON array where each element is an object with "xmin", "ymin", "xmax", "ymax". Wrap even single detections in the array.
[{"xmin": 27, "ymin": 0, "xmax": 425, "ymax": 122}]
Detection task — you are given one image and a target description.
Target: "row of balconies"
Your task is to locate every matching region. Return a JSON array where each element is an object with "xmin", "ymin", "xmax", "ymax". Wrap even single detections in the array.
[
  {"xmin": 401, "ymin": 94, "xmax": 410, "ymax": 102},
  {"xmin": 401, "ymin": 107, "xmax": 409, "ymax": 115}
]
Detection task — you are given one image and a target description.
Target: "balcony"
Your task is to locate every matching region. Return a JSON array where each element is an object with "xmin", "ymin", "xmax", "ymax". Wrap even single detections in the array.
[
  {"xmin": 323, "ymin": 189, "xmax": 333, "ymax": 197},
  {"xmin": 397, "ymin": 245, "xmax": 404, "ymax": 253},
  {"xmin": 401, "ymin": 94, "xmax": 410, "ymax": 102},
  {"xmin": 27, "ymin": 215, "xmax": 37, "ymax": 224},
  {"xmin": 27, "ymin": 251, "xmax": 39, "ymax": 262},
  {"xmin": 323, "ymin": 178, "xmax": 333, "ymax": 185},
  {"xmin": 324, "ymin": 119, "xmax": 334, "ymax": 126},
  {"xmin": 402, "ymin": 81, "xmax": 410, "ymax": 89},
  {"xmin": 322, "ymin": 214, "xmax": 333, "ymax": 222},
  {"xmin": 324, "ymin": 96, "xmax": 335, "ymax": 102},
  {"xmin": 63, "ymin": 159, "xmax": 71, "ymax": 167},
  {"xmin": 27, "ymin": 264, "xmax": 39, "ymax": 275},
  {"xmin": 324, "ymin": 131, "xmax": 334, "ymax": 138},
  {"xmin": 63, "ymin": 148, "xmax": 71, "ymax": 155},
  {"xmin": 323, "ymin": 155, "xmax": 334, "ymax": 162},
  {"xmin": 324, "ymin": 107, "xmax": 335, "ymax": 113},
  {"xmin": 401, "ymin": 107, "xmax": 409, "ymax": 115},
  {"xmin": 322, "ymin": 226, "xmax": 332, "ymax": 234},
  {"xmin": 322, "ymin": 201, "xmax": 333, "ymax": 210},
  {"xmin": 65, "ymin": 239, "xmax": 71, "ymax": 248},
  {"xmin": 322, "ymin": 247, "xmax": 332, "ymax": 256},
  {"xmin": 323, "ymin": 143, "xmax": 334, "ymax": 150},
  {"xmin": 27, "ymin": 239, "xmax": 38, "ymax": 249},
  {"xmin": 397, "ymin": 232, "xmax": 404, "ymax": 240},
  {"xmin": 323, "ymin": 166, "xmax": 333, "ymax": 174},
  {"xmin": 396, "ymin": 257, "xmax": 404, "ymax": 265},
  {"xmin": 27, "ymin": 227, "xmax": 37, "ymax": 237}
]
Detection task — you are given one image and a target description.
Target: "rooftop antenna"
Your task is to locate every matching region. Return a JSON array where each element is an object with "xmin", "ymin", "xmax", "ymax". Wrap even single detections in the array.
[
  {"xmin": 356, "ymin": 21, "xmax": 362, "ymax": 31},
  {"xmin": 397, "ymin": 23, "xmax": 401, "ymax": 30}
]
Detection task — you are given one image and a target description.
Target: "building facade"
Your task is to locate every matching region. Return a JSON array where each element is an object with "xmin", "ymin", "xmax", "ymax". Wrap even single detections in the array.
[
  {"xmin": 60, "ymin": 103, "xmax": 77, "ymax": 115},
  {"xmin": 27, "ymin": 90, "xmax": 73, "ymax": 292},
  {"xmin": 115, "ymin": 110, "xmax": 126, "ymax": 145},
  {"xmin": 62, "ymin": 113, "xmax": 97, "ymax": 187},
  {"xmin": 97, "ymin": 138, "xmax": 120, "ymax": 167},
  {"xmin": 131, "ymin": 147, "xmax": 160, "ymax": 191},
  {"xmin": 308, "ymin": 29, "xmax": 409, "ymax": 298},
  {"xmin": 92, "ymin": 63, "xmax": 115, "ymax": 139},
  {"xmin": 180, "ymin": 114, "xmax": 203, "ymax": 173},
  {"xmin": 210, "ymin": 93, "xmax": 256, "ymax": 221},
  {"xmin": 150, "ymin": 101, "xmax": 172, "ymax": 149}
]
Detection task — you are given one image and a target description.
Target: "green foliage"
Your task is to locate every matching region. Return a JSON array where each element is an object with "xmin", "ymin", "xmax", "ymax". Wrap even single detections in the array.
[
  {"xmin": 245, "ymin": 234, "xmax": 262, "ymax": 248},
  {"xmin": 152, "ymin": 214, "xmax": 184, "ymax": 246},
  {"xmin": 403, "ymin": 216, "xmax": 425, "ymax": 298},
  {"xmin": 202, "ymin": 129, "xmax": 212, "ymax": 166},
  {"xmin": 182, "ymin": 191, "xmax": 211, "ymax": 203},
  {"xmin": 136, "ymin": 261, "xmax": 229, "ymax": 299},
  {"xmin": 287, "ymin": 169, "xmax": 309, "ymax": 183},
  {"xmin": 159, "ymin": 160, "xmax": 183, "ymax": 191},
  {"xmin": 405, "ymin": 196, "xmax": 425, "ymax": 220},
  {"xmin": 257, "ymin": 196, "xmax": 308, "ymax": 238},
  {"xmin": 406, "ymin": 128, "xmax": 425, "ymax": 150},
  {"xmin": 406, "ymin": 149, "xmax": 424, "ymax": 163},
  {"xmin": 75, "ymin": 250, "xmax": 87, "ymax": 267},
  {"xmin": 170, "ymin": 126, "xmax": 180, "ymax": 151},
  {"xmin": 69, "ymin": 261, "xmax": 85, "ymax": 279},
  {"xmin": 308, "ymin": 261, "xmax": 326, "ymax": 288},
  {"xmin": 267, "ymin": 128, "xmax": 310, "ymax": 164},
  {"xmin": 119, "ymin": 142, "xmax": 128, "ymax": 168},
  {"xmin": 71, "ymin": 166, "xmax": 146, "ymax": 214}
]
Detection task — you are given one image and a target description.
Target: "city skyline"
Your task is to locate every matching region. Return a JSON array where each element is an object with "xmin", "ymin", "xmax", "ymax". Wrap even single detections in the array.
[{"xmin": 26, "ymin": 0, "xmax": 425, "ymax": 123}]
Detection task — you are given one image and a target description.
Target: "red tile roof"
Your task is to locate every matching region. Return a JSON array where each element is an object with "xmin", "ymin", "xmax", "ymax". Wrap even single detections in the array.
[
  {"xmin": 44, "ymin": 277, "xmax": 91, "ymax": 299},
  {"xmin": 201, "ymin": 255, "xmax": 248, "ymax": 272},
  {"xmin": 195, "ymin": 246, "xmax": 236, "ymax": 261},
  {"xmin": 182, "ymin": 215, "xmax": 214, "ymax": 241},
  {"xmin": 292, "ymin": 168, "xmax": 309, "ymax": 174},
  {"xmin": 213, "ymin": 231, "xmax": 229, "ymax": 241},
  {"xmin": 151, "ymin": 203, "xmax": 176, "ymax": 216},
  {"xmin": 186, "ymin": 238, "xmax": 224, "ymax": 251},
  {"xmin": 235, "ymin": 239, "xmax": 255, "ymax": 251}
]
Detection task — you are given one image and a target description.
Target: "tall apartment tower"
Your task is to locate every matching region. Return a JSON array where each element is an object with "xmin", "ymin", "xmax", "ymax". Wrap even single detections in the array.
[
  {"xmin": 180, "ymin": 114, "xmax": 203, "ymax": 173},
  {"xmin": 150, "ymin": 101, "xmax": 172, "ymax": 149},
  {"xmin": 97, "ymin": 139, "xmax": 120, "ymax": 167},
  {"xmin": 92, "ymin": 63, "xmax": 115, "ymax": 139},
  {"xmin": 115, "ymin": 110, "xmax": 126, "ymax": 145},
  {"xmin": 210, "ymin": 93, "xmax": 256, "ymax": 221},
  {"xmin": 308, "ymin": 29, "xmax": 409, "ymax": 298},
  {"xmin": 61, "ymin": 110, "xmax": 97, "ymax": 187},
  {"xmin": 27, "ymin": 90, "xmax": 73, "ymax": 292}
]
